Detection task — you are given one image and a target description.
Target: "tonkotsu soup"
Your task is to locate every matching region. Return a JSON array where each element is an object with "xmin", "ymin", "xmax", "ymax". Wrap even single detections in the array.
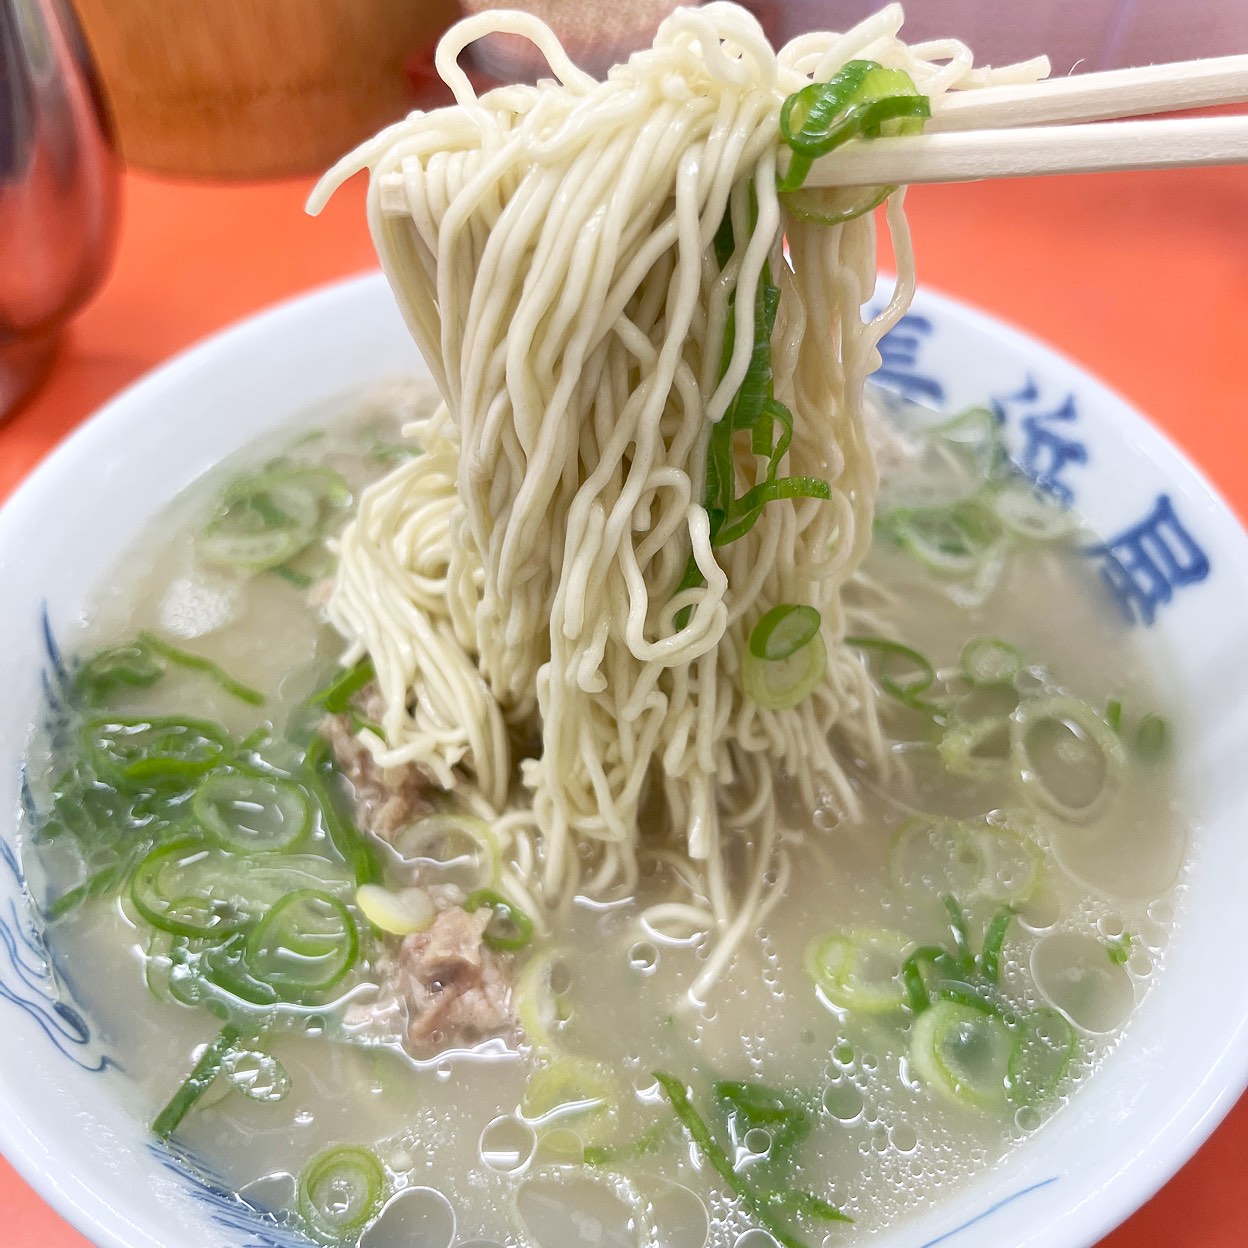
[{"xmin": 22, "ymin": 378, "xmax": 1185, "ymax": 1248}]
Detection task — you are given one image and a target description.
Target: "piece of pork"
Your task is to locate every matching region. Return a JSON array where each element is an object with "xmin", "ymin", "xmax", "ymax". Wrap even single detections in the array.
[
  {"xmin": 319, "ymin": 712, "xmax": 435, "ymax": 841},
  {"xmin": 390, "ymin": 907, "xmax": 514, "ymax": 1057}
]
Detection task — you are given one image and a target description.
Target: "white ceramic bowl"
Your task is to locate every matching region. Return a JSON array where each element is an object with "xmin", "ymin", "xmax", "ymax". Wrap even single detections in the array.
[{"xmin": 1, "ymin": 272, "xmax": 1246, "ymax": 1248}]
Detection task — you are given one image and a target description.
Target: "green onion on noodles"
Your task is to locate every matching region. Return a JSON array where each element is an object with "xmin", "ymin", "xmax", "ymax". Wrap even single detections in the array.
[
  {"xmin": 749, "ymin": 604, "xmax": 822, "ymax": 661},
  {"xmin": 743, "ymin": 631, "xmax": 827, "ymax": 710}
]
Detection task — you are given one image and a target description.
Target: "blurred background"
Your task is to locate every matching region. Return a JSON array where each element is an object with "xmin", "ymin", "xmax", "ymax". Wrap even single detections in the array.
[
  {"xmin": 69, "ymin": 0, "xmax": 1248, "ymax": 179},
  {"xmin": 2, "ymin": 0, "xmax": 1245, "ymax": 421}
]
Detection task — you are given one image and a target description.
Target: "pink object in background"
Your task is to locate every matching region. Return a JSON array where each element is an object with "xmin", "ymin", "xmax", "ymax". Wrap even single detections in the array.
[
  {"xmin": 755, "ymin": 0, "xmax": 1248, "ymax": 73},
  {"xmin": 458, "ymin": 0, "xmax": 696, "ymax": 79}
]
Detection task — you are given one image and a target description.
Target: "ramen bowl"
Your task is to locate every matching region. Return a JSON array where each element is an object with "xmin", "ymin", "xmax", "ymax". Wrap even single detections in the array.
[{"xmin": 0, "ymin": 273, "xmax": 1246, "ymax": 1248}]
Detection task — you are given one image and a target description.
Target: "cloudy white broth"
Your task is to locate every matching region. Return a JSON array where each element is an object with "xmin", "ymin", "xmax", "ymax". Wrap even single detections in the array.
[{"xmin": 22, "ymin": 379, "xmax": 1184, "ymax": 1248}]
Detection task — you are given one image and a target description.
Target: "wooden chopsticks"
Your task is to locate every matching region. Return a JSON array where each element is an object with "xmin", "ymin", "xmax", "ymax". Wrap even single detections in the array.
[
  {"xmin": 804, "ymin": 114, "xmax": 1248, "ymax": 187},
  {"xmin": 807, "ymin": 53, "xmax": 1248, "ymax": 187},
  {"xmin": 927, "ymin": 53, "xmax": 1248, "ymax": 131}
]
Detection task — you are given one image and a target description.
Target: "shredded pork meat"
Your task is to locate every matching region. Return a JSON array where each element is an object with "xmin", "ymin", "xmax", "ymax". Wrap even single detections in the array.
[
  {"xmin": 319, "ymin": 712, "xmax": 434, "ymax": 841},
  {"xmin": 390, "ymin": 907, "xmax": 514, "ymax": 1056}
]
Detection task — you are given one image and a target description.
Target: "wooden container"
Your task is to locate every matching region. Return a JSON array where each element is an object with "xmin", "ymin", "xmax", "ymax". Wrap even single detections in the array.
[{"xmin": 70, "ymin": 0, "xmax": 460, "ymax": 178}]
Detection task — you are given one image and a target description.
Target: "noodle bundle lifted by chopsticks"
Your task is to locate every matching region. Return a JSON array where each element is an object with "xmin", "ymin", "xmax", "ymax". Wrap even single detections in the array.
[{"xmin": 309, "ymin": 2, "xmax": 1046, "ymax": 995}]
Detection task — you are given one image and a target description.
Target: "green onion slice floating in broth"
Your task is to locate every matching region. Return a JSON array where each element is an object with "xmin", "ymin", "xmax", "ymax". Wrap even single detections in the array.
[
  {"xmin": 310, "ymin": 656, "xmax": 376, "ymax": 714},
  {"xmin": 201, "ymin": 466, "xmax": 348, "ymax": 573},
  {"xmin": 297, "ymin": 1145, "xmax": 386, "ymax": 1246},
  {"xmin": 130, "ymin": 837, "xmax": 249, "ymax": 940},
  {"xmin": 845, "ymin": 636, "xmax": 941, "ymax": 716},
  {"xmin": 84, "ymin": 715, "xmax": 233, "ymax": 786},
  {"xmin": 152, "ymin": 1023, "xmax": 243, "ymax": 1140},
  {"xmin": 245, "ymin": 888, "xmax": 359, "ymax": 1000},
  {"xmin": 464, "ymin": 888, "xmax": 534, "ymax": 952},
  {"xmin": 1008, "ymin": 1007, "xmax": 1076, "ymax": 1107},
  {"xmin": 1011, "ymin": 695, "xmax": 1126, "ymax": 824},
  {"xmin": 193, "ymin": 770, "xmax": 313, "ymax": 854},
  {"xmin": 909, "ymin": 999, "xmax": 1012, "ymax": 1111},
  {"xmin": 960, "ymin": 637, "xmax": 1024, "ymax": 687},
  {"xmin": 804, "ymin": 928, "xmax": 910, "ymax": 1014},
  {"xmin": 1133, "ymin": 712, "xmax": 1171, "ymax": 762}
]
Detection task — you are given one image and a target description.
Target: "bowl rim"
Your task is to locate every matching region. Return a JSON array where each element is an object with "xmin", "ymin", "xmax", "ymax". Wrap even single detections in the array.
[{"xmin": 1, "ymin": 269, "xmax": 1246, "ymax": 1248}]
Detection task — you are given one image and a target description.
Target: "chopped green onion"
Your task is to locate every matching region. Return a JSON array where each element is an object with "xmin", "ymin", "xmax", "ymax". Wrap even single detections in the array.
[
  {"xmin": 713, "ymin": 1078, "xmax": 814, "ymax": 1177},
  {"xmin": 310, "ymin": 657, "xmax": 376, "ymax": 715},
  {"xmin": 653, "ymin": 1072, "xmax": 845, "ymax": 1248},
  {"xmin": 1105, "ymin": 698, "xmax": 1124, "ymax": 734},
  {"xmin": 678, "ymin": 210, "xmax": 835, "ymax": 614},
  {"xmin": 1011, "ymin": 695, "xmax": 1126, "ymax": 824},
  {"xmin": 845, "ymin": 636, "xmax": 942, "ymax": 717},
  {"xmin": 369, "ymin": 441, "xmax": 417, "ymax": 465},
  {"xmin": 225, "ymin": 1047, "xmax": 291, "ymax": 1103},
  {"xmin": 152, "ymin": 1024, "xmax": 242, "ymax": 1140},
  {"xmin": 1133, "ymin": 712, "xmax": 1170, "ymax": 763},
  {"xmin": 890, "ymin": 815, "xmax": 1039, "ymax": 907},
  {"xmin": 779, "ymin": 62, "xmax": 878, "ymax": 158},
  {"xmin": 1008, "ymin": 1007, "xmax": 1076, "ymax": 1107},
  {"xmin": 132, "ymin": 838, "xmax": 353, "ymax": 942},
  {"xmin": 1105, "ymin": 932, "xmax": 1134, "ymax": 965},
  {"xmin": 515, "ymin": 947, "xmax": 571, "ymax": 1053},
  {"xmin": 521, "ymin": 1057, "xmax": 618, "ymax": 1157},
  {"xmin": 137, "ymin": 631, "xmax": 265, "ymax": 706},
  {"xmin": 748, "ymin": 605, "xmax": 822, "ymax": 661},
  {"xmin": 990, "ymin": 477, "xmax": 1075, "ymax": 541},
  {"xmin": 74, "ymin": 641, "xmax": 162, "ymax": 705},
  {"xmin": 978, "ymin": 908, "xmax": 1015, "ymax": 985},
  {"xmin": 876, "ymin": 500, "xmax": 1004, "ymax": 577},
  {"xmin": 781, "ymin": 184, "xmax": 895, "ymax": 226},
  {"xmin": 767, "ymin": 1190, "xmax": 852, "ymax": 1224},
  {"xmin": 297, "ymin": 1145, "xmax": 386, "ymax": 1246},
  {"xmin": 304, "ymin": 735, "xmax": 385, "ymax": 887},
  {"xmin": 355, "ymin": 883, "xmax": 434, "ymax": 936},
  {"xmin": 131, "ymin": 837, "xmax": 247, "ymax": 939},
  {"xmin": 938, "ymin": 716, "xmax": 1011, "ymax": 777},
  {"xmin": 898, "ymin": 900, "xmax": 1016, "ymax": 1019},
  {"xmin": 193, "ymin": 770, "xmax": 312, "ymax": 854},
  {"xmin": 270, "ymin": 563, "xmax": 315, "ymax": 589},
  {"xmin": 778, "ymin": 61, "xmax": 929, "ymax": 193},
  {"xmin": 960, "ymin": 637, "xmax": 1024, "ymax": 687},
  {"xmin": 713, "ymin": 476, "xmax": 833, "ymax": 548},
  {"xmin": 201, "ymin": 466, "xmax": 348, "ymax": 573},
  {"xmin": 83, "ymin": 716, "xmax": 232, "ymax": 786},
  {"xmin": 391, "ymin": 813, "xmax": 501, "ymax": 892},
  {"xmin": 804, "ymin": 929, "xmax": 909, "ymax": 1014},
  {"xmin": 909, "ymin": 999, "xmax": 1012, "ymax": 1111},
  {"xmin": 464, "ymin": 889, "xmax": 534, "ymax": 951},
  {"xmin": 245, "ymin": 889, "xmax": 358, "ymax": 1000},
  {"xmin": 74, "ymin": 634, "xmax": 264, "ymax": 708},
  {"xmin": 583, "ymin": 1120, "xmax": 671, "ymax": 1166},
  {"xmin": 743, "ymin": 631, "xmax": 827, "ymax": 709},
  {"xmin": 942, "ymin": 893, "xmax": 975, "ymax": 968}
]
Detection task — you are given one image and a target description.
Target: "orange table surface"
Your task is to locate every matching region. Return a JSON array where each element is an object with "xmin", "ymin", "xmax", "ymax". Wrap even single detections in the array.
[{"xmin": 2, "ymin": 167, "xmax": 1246, "ymax": 1246}]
